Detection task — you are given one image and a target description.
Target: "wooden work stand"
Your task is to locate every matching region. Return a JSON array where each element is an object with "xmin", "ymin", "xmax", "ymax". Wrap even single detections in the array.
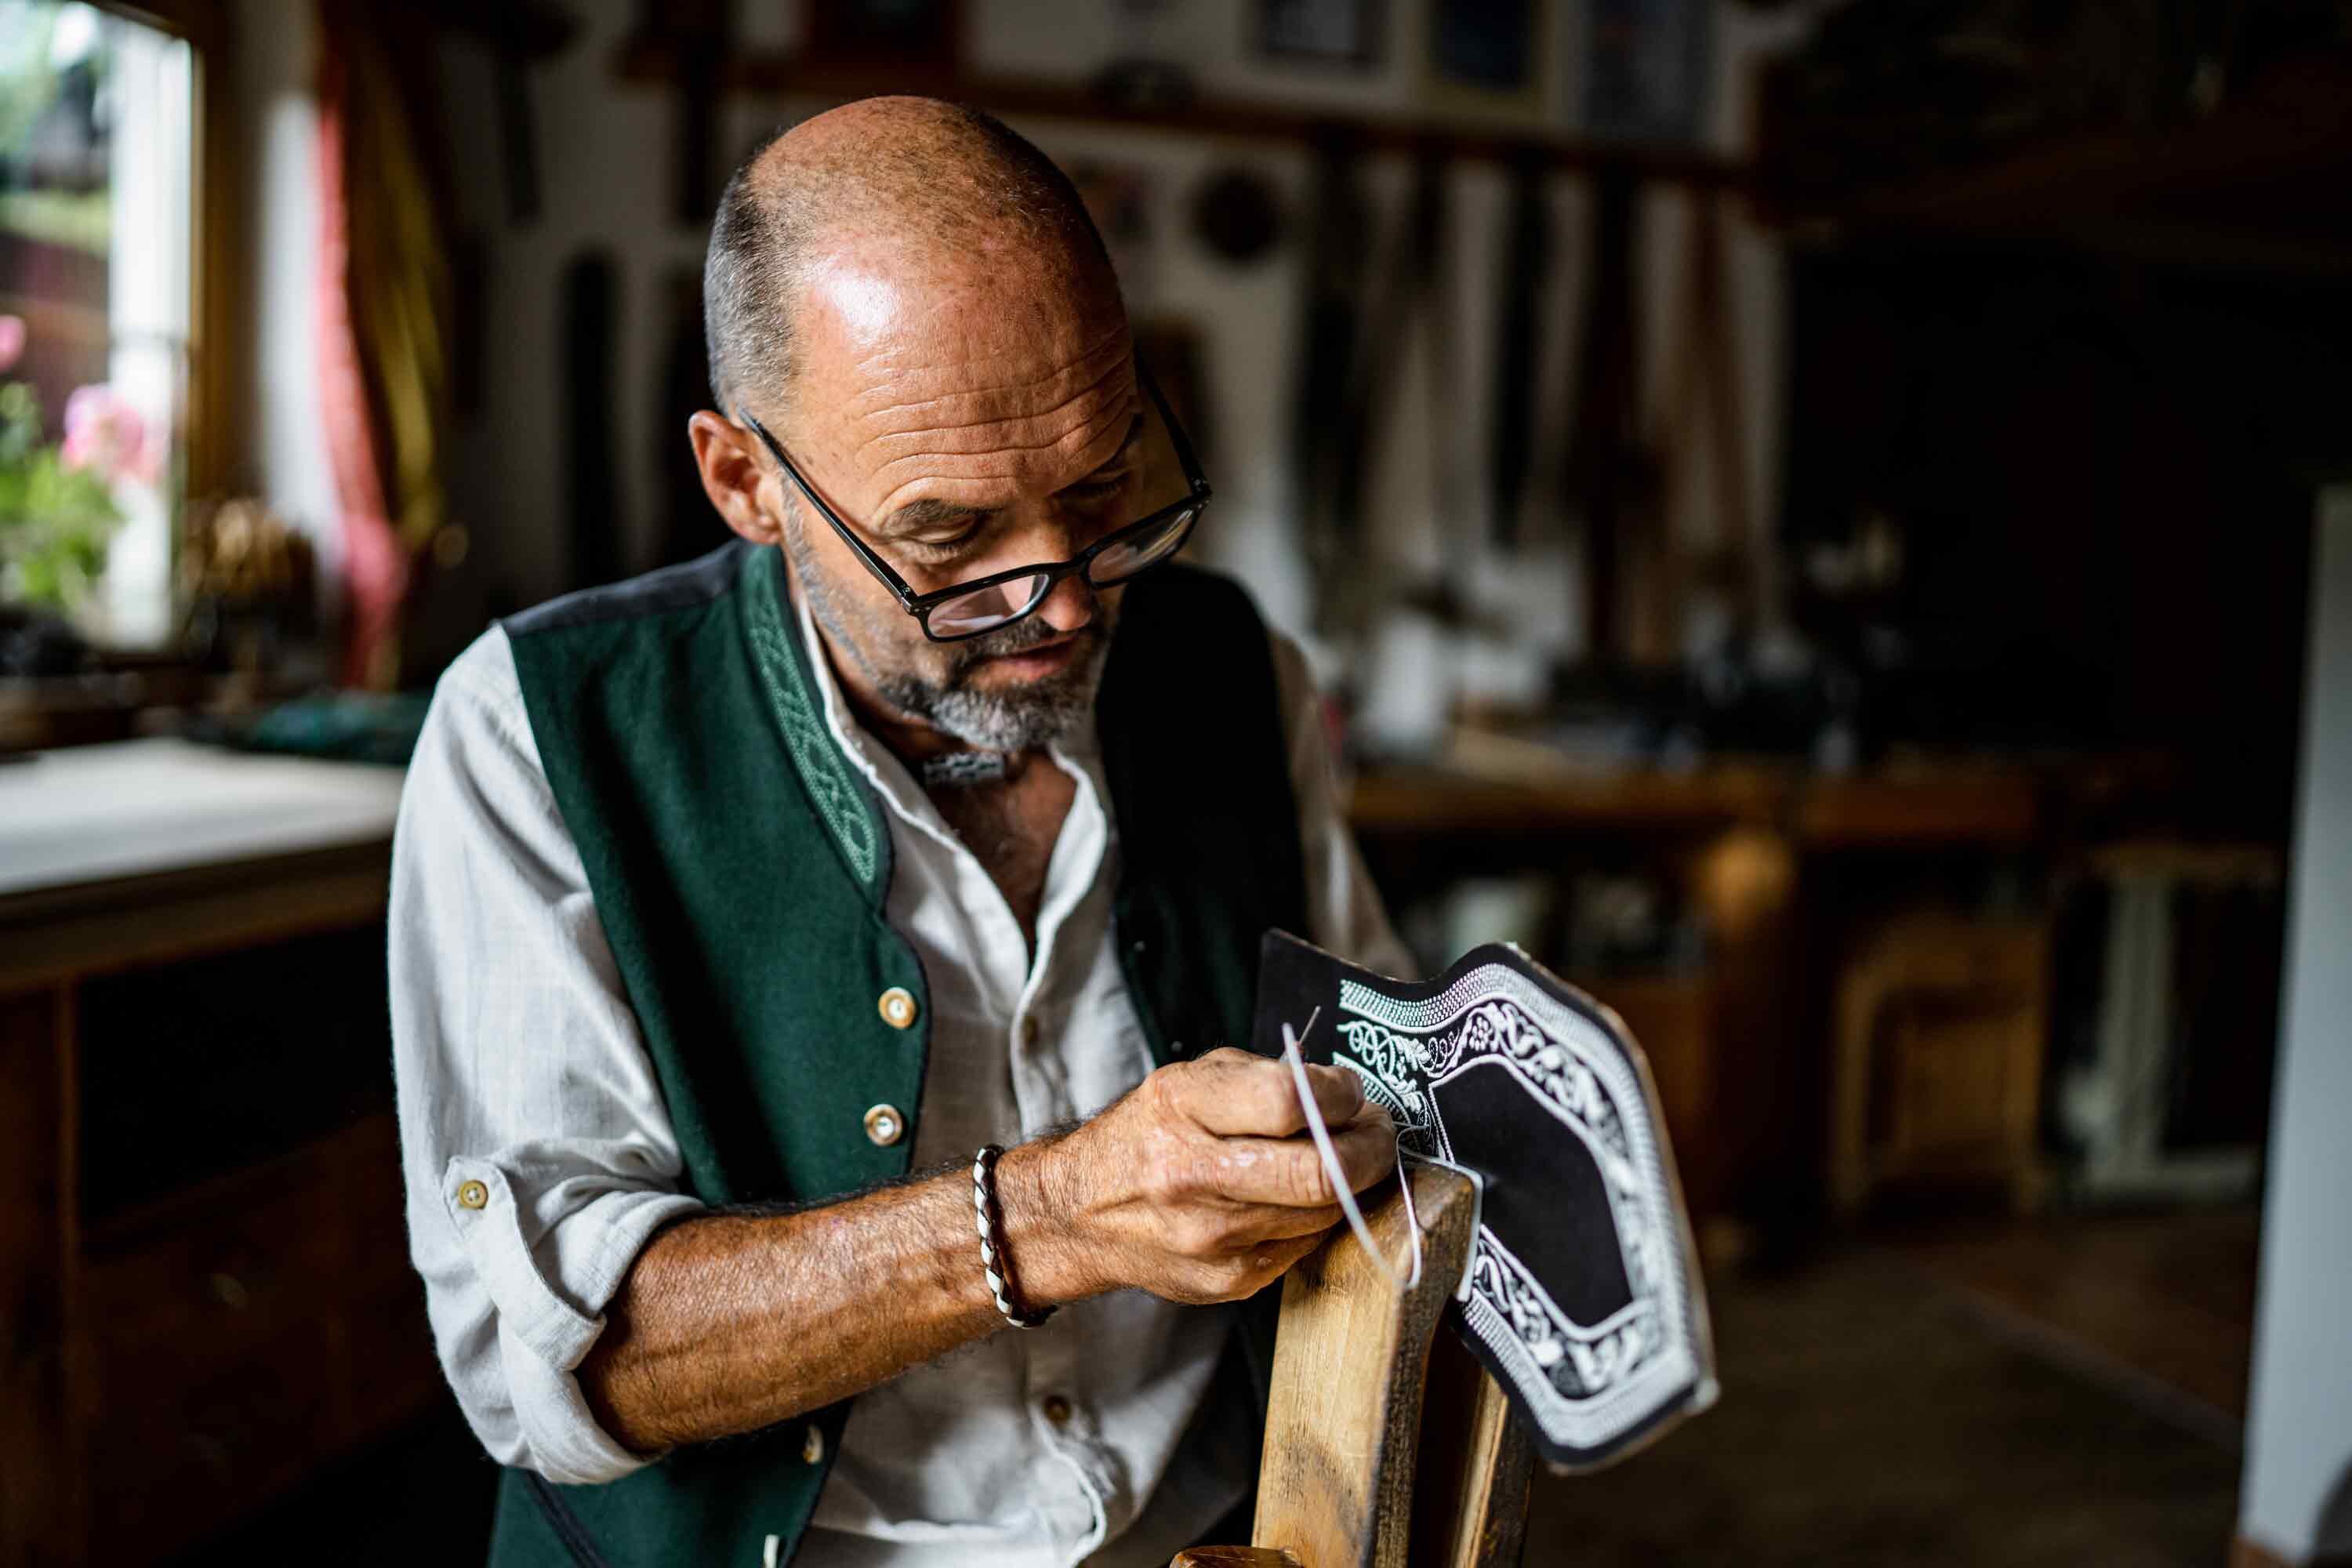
[{"xmin": 1178, "ymin": 1165, "xmax": 1534, "ymax": 1568}]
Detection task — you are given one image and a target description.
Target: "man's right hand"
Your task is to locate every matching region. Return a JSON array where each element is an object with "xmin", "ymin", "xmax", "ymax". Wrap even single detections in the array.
[
  {"xmin": 996, "ymin": 1047, "xmax": 1399, "ymax": 1307},
  {"xmin": 579, "ymin": 1047, "xmax": 1397, "ymax": 1454}
]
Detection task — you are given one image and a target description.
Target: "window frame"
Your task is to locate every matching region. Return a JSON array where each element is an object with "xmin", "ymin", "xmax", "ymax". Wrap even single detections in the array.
[{"xmin": 86, "ymin": 0, "xmax": 237, "ymax": 502}]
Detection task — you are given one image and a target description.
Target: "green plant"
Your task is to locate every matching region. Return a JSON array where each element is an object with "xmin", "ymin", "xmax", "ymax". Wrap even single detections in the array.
[{"xmin": 0, "ymin": 377, "xmax": 125, "ymax": 614}]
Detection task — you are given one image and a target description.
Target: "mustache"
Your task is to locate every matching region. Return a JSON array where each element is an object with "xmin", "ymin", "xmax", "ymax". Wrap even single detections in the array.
[{"xmin": 943, "ymin": 612, "xmax": 1106, "ymax": 674}]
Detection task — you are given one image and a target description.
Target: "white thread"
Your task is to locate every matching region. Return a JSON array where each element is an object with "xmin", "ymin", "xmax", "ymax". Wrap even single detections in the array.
[
  {"xmin": 1399, "ymin": 1148, "xmax": 1485, "ymax": 1301},
  {"xmin": 1284, "ymin": 1008, "xmax": 1422, "ymax": 1290}
]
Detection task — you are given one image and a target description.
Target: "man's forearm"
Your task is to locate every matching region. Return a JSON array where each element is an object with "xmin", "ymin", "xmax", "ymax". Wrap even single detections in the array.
[
  {"xmin": 574, "ymin": 1051, "xmax": 1395, "ymax": 1458},
  {"xmin": 577, "ymin": 1142, "xmax": 1083, "ymax": 1455}
]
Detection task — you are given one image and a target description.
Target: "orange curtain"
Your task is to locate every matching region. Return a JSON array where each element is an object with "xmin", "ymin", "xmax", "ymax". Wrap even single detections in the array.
[{"xmin": 314, "ymin": 1, "xmax": 449, "ymax": 688}]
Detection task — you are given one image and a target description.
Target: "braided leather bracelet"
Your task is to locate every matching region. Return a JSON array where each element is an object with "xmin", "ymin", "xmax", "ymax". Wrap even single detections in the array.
[{"xmin": 971, "ymin": 1144, "xmax": 1054, "ymax": 1330}]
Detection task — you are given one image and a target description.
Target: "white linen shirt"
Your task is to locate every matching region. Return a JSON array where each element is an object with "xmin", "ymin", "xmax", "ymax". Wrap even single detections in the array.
[{"xmin": 389, "ymin": 576, "xmax": 1410, "ymax": 1567}]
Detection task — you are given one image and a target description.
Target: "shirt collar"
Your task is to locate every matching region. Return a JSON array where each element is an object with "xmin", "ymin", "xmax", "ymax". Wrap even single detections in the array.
[{"xmin": 786, "ymin": 568, "xmax": 1105, "ymax": 834}]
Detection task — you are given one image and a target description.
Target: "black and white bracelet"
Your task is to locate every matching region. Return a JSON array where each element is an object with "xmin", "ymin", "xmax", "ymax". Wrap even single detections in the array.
[{"xmin": 971, "ymin": 1144, "xmax": 1054, "ymax": 1330}]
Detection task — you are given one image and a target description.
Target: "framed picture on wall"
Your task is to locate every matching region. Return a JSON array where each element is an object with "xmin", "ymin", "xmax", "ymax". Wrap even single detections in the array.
[
  {"xmin": 1581, "ymin": 0, "xmax": 1712, "ymax": 143},
  {"xmin": 1065, "ymin": 158, "xmax": 1159, "ymax": 309},
  {"xmin": 1421, "ymin": 0, "xmax": 1552, "ymax": 123},
  {"xmin": 801, "ymin": 0, "xmax": 962, "ymax": 67},
  {"xmin": 1256, "ymin": 0, "xmax": 1385, "ymax": 68}
]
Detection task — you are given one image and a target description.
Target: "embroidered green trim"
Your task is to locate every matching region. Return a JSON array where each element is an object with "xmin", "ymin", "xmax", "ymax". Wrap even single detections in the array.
[{"xmin": 742, "ymin": 549, "xmax": 884, "ymax": 894}]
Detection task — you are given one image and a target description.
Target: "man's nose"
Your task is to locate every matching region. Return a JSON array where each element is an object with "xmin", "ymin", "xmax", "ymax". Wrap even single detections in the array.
[{"xmin": 1032, "ymin": 572, "xmax": 1098, "ymax": 635}]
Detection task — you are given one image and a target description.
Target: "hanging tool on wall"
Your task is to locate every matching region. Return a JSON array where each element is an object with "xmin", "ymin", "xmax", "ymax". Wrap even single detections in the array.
[
  {"xmin": 403, "ymin": 0, "xmax": 578, "ymax": 223},
  {"xmin": 1561, "ymin": 164, "xmax": 1656, "ymax": 666},
  {"xmin": 1354, "ymin": 147, "xmax": 1457, "ymax": 631},
  {"xmin": 1486, "ymin": 153, "xmax": 1549, "ymax": 550},
  {"xmin": 1291, "ymin": 139, "xmax": 1456, "ymax": 637},
  {"xmin": 1290, "ymin": 132, "xmax": 1371, "ymax": 630},
  {"xmin": 561, "ymin": 249, "xmax": 623, "ymax": 592},
  {"xmin": 1657, "ymin": 191, "xmax": 1758, "ymax": 637},
  {"xmin": 641, "ymin": 0, "xmax": 731, "ymax": 227},
  {"xmin": 652, "ymin": 265, "xmax": 717, "ymax": 571}
]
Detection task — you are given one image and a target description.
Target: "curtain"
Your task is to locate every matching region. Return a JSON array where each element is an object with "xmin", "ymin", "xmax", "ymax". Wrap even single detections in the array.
[{"xmin": 314, "ymin": 0, "xmax": 449, "ymax": 688}]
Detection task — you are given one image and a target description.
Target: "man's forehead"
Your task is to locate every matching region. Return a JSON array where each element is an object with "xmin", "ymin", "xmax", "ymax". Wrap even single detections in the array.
[
  {"xmin": 797, "ymin": 254, "xmax": 1123, "ymax": 388},
  {"xmin": 789, "ymin": 261, "xmax": 1127, "ymax": 426}
]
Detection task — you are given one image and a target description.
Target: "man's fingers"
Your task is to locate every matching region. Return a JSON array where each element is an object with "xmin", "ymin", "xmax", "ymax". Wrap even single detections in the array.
[
  {"xmin": 1245, "ymin": 1231, "xmax": 1327, "ymax": 1278},
  {"xmin": 1327, "ymin": 1107, "xmax": 1401, "ymax": 1196},
  {"xmin": 1301, "ymin": 1064, "xmax": 1370, "ymax": 1132},
  {"xmin": 1225, "ymin": 1203, "xmax": 1343, "ymax": 1246},
  {"xmin": 1167, "ymin": 1049, "xmax": 1364, "ymax": 1138},
  {"xmin": 1201, "ymin": 1105, "xmax": 1398, "ymax": 1207}
]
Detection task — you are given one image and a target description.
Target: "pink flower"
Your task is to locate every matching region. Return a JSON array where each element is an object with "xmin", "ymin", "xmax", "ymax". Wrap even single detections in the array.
[
  {"xmin": 60, "ymin": 383, "xmax": 160, "ymax": 486},
  {"xmin": 0, "ymin": 315, "xmax": 22, "ymax": 374}
]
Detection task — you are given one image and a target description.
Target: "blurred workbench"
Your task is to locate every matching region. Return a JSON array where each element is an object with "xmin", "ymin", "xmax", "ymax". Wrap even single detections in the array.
[
  {"xmin": 0, "ymin": 739, "xmax": 431, "ymax": 1567},
  {"xmin": 1348, "ymin": 757, "xmax": 2056, "ymax": 1237},
  {"xmin": 1348, "ymin": 759, "xmax": 2043, "ymax": 849}
]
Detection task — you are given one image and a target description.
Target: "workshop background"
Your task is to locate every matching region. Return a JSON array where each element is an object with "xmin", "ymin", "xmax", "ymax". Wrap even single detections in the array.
[{"xmin": 3, "ymin": 0, "xmax": 2350, "ymax": 1564}]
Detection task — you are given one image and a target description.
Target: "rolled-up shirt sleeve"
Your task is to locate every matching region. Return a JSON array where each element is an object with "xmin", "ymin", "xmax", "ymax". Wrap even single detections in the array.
[{"xmin": 390, "ymin": 628, "xmax": 703, "ymax": 1484}]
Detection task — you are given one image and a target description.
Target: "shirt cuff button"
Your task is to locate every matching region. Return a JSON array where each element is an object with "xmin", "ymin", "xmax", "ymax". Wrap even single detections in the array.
[{"xmin": 456, "ymin": 1179, "xmax": 488, "ymax": 1210}]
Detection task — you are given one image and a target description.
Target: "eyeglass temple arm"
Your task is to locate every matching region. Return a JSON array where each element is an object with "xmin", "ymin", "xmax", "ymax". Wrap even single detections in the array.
[
  {"xmin": 742, "ymin": 412, "xmax": 923, "ymax": 608},
  {"xmin": 1136, "ymin": 359, "xmax": 1212, "ymax": 500}
]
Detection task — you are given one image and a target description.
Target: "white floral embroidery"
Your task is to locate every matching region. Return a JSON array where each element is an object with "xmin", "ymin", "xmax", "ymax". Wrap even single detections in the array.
[{"xmin": 1324, "ymin": 960, "xmax": 1711, "ymax": 1461}]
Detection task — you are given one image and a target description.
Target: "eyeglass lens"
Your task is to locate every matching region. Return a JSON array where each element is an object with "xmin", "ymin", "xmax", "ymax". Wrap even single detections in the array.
[{"xmin": 924, "ymin": 505, "xmax": 1200, "ymax": 638}]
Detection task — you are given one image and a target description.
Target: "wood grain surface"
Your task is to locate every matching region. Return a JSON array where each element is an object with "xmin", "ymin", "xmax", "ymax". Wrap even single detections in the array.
[
  {"xmin": 1245, "ymin": 1163, "xmax": 1481, "ymax": 1568},
  {"xmin": 1408, "ymin": 1328, "xmax": 1536, "ymax": 1568}
]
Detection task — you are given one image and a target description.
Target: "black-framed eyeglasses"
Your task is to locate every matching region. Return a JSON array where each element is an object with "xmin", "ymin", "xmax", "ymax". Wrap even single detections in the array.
[{"xmin": 743, "ymin": 361, "xmax": 1213, "ymax": 642}]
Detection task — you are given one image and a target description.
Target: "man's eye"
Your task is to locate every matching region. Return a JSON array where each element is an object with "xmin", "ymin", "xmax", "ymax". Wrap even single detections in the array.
[{"xmin": 904, "ymin": 533, "xmax": 978, "ymax": 562}]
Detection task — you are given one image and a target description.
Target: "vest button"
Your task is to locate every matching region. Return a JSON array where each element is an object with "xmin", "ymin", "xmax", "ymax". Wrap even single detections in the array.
[
  {"xmin": 877, "ymin": 987, "xmax": 919, "ymax": 1029},
  {"xmin": 863, "ymin": 1104, "xmax": 906, "ymax": 1147},
  {"xmin": 801, "ymin": 1424, "xmax": 825, "ymax": 1465}
]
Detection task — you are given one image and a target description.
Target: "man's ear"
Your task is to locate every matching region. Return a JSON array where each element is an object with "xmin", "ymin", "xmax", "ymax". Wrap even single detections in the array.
[{"xmin": 689, "ymin": 410, "xmax": 785, "ymax": 545}]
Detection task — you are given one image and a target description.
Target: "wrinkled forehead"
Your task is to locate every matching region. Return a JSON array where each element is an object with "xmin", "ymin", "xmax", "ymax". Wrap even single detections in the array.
[
  {"xmin": 796, "ymin": 238, "xmax": 1125, "ymax": 397},
  {"xmin": 782, "ymin": 245, "xmax": 1137, "ymax": 509}
]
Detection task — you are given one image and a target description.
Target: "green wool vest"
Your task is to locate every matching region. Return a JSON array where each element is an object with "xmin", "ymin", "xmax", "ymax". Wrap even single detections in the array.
[{"xmin": 490, "ymin": 540, "xmax": 1305, "ymax": 1567}]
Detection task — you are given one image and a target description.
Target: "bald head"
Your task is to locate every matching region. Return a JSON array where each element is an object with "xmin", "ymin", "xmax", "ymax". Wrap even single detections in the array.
[{"xmin": 703, "ymin": 97, "xmax": 1116, "ymax": 423}]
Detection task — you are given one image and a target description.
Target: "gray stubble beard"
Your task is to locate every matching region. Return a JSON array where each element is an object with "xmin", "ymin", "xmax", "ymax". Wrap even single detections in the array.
[{"xmin": 785, "ymin": 527, "xmax": 1115, "ymax": 753}]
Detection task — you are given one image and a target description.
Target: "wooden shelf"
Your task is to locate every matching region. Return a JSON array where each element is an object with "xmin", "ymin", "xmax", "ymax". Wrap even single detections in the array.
[
  {"xmin": 1762, "ymin": 56, "xmax": 2352, "ymax": 270},
  {"xmin": 1349, "ymin": 764, "xmax": 1784, "ymax": 839},
  {"xmin": 1348, "ymin": 759, "xmax": 2047, "ymax": 851},
  {"xmin": 612, "ymin": 36, "xmax": 1750, "ymax": 190}
]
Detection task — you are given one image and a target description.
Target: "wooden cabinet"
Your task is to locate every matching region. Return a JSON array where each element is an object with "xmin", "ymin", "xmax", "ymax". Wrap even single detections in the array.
[{"xmin": 0, "ymin": 741, "xmax": 434, "ymax": 1566}]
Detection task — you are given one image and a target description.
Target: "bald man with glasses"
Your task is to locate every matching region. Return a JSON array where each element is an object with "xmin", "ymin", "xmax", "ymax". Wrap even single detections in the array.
[{"xmin": 390, "ymin": 98, "xmax": 1407, "ymax": 1568}]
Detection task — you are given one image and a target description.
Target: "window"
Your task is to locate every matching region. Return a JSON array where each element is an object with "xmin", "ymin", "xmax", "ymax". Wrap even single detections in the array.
[{"xmin": 0, "ymin": 1, "xmax": 195, "ymax": 644}]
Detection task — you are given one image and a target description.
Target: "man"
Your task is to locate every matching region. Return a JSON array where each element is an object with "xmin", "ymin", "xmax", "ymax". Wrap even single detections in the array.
[{"xmin": 391, "ymin": 98, "xmax": 1409, "ymax": 1567}]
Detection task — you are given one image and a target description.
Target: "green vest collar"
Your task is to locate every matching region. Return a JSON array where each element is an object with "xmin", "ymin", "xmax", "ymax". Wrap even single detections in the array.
[{"xmin": 739, "ymin": 546, "xmax": 891, "ymax": 905}]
